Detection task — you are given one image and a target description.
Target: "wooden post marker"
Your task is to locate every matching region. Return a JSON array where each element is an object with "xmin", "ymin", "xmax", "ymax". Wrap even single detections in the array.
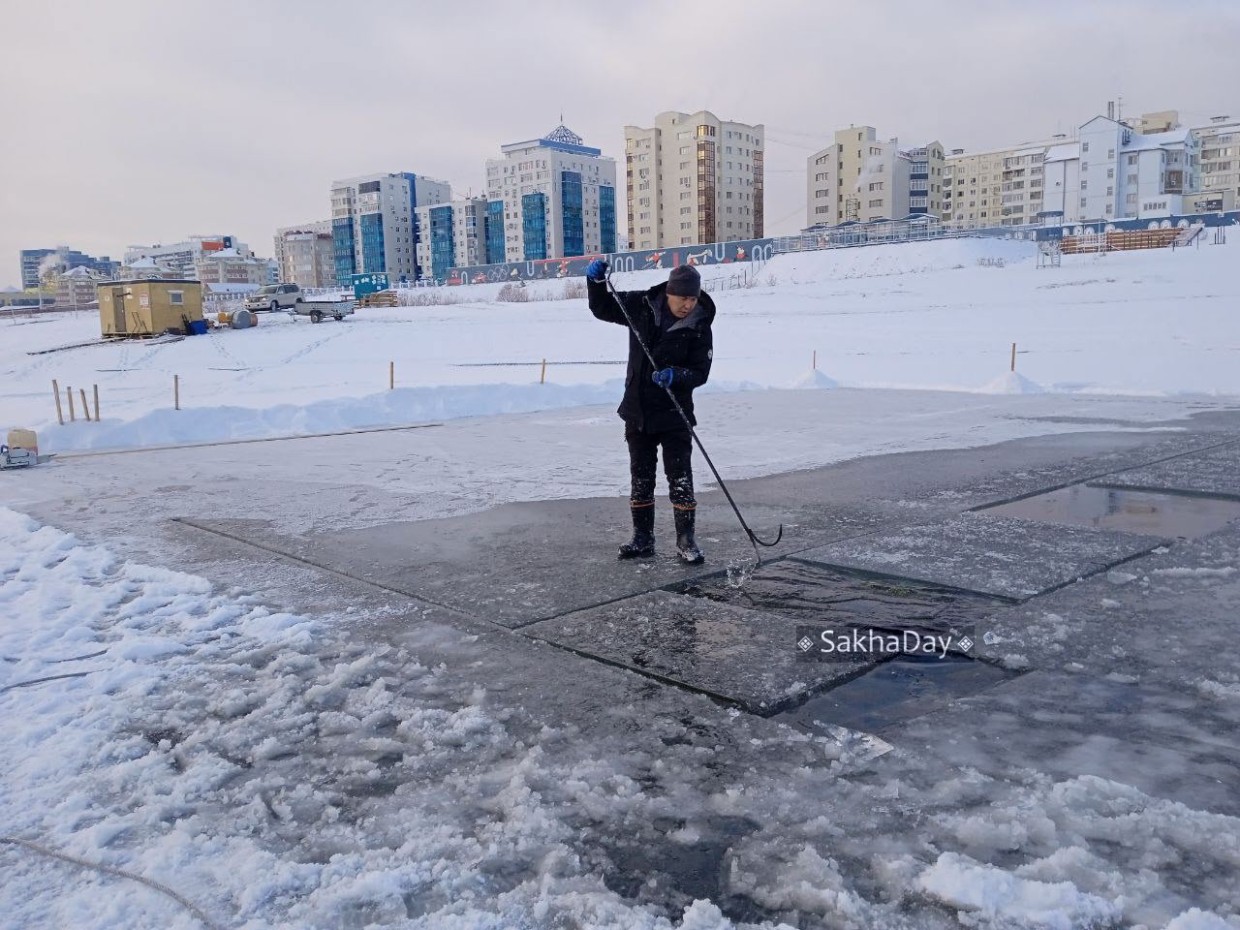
[
  {"xmin": 67, "ymin": 386, "xmax": 76, "ymax": 422},
  {"xmin": 79, "ymin": 388, "xmax": 90, "ymax": 421},
  {"xmin": 1010, "ymin": 342, "xmax": 1017, "ymax": 372},
  {"xmin": 389, "ymin": 361, "xmax": 394, "ymax": 390},
  {"xmin": 813, "ymin": 349, "xmax": 817, "ymax": 371},
  {"xmin": 93, "ymin": 384, "xmax": 100, "ymax": 422},
  {"xmin": 52, "ymin": 379, "xmax": 64, "ymax": 425},
  {"xmin": 175, "ymin": 375, "xmax": 180, "ymax": 411},
  {"xmin": 540, "ymin": 358, "xmax": 547, "ymax": 384}
]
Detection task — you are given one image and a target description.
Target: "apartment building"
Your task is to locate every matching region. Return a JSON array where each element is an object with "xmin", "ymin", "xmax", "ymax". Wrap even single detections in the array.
[
  {"xmin": 20, "ymin": 246, "xmax": 119, "ymax": 289},
  {"xmin": 274, "ymin": 221, "xmax": 335, "ymax": 288},
  {"xmin": 194, "ymin": 248, "xmax": 273, "ymax": 286},
  {"xmin": 903, "ymin": 143, "xmax": 946, "ymax": 217},
  {"xmin": 807, "ymin": 127, "xmax": 942, "ymax": 227},
  {"xmin": 330, "ymin": 173, "xmax": 451, "ymax": 285},
  {"xmin": 54, "ymin": 265, "xmax": 107, "ymax": 307},
  {"xmin": 1040, "ymin": 142, "xmax": 1080, "ymax": 222},
  {"xmin": 485, "ymin": 124, "xmax": 617, "ymax": 263},
  {"xmin": 1192, "ymin": 115, "xmax": 1240, "ymax": 213},
  {"xmin": 414, "ymin": 198, "xmax": 491, "ymax": 282},
  {"xmin": 943, "ymin": 135, "xmax": 1068, "ymax": 228},
  {"xmin": 123, "ymin": 235, "xmax": 248, "ymax": 278},
  {"xmin": 626, "ymin": 111, "xmax": 764, "ymax": 251},
  {"xmin": 1082, "ymin": 116, "xmax": 1199, "ymax": 220},
  {"xmin": 1038, "ymin": 117, "xmax": 1200, "ymax": 223}
]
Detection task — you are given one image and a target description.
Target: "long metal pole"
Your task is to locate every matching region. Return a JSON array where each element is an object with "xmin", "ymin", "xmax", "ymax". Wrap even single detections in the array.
[{"xmin": 603, "ymin": 274, "xmax": 782, "ymax": 562}]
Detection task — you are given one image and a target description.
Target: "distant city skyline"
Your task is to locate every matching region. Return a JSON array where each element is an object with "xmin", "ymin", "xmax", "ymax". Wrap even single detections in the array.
[{"xmin": 2, "ymin": 0, "xmax": 1238, "ymax": 288}]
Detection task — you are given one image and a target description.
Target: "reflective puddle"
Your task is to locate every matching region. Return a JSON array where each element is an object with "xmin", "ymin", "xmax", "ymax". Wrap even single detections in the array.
[
  {"xmin": 976, "ymin": 484, "xmax": 1240, "ymax": 539},
  {"xmin": 778, "ymin": 654, "xmax": 1018, "ymax": 734}
]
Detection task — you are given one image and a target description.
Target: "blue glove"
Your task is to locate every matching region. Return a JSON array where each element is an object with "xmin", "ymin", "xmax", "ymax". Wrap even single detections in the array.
[
  {"xmin": 652, "ymin": 368, "xmax": 675, "ymax": 388},
  {"xmin": 585, "ymin": 258, "xmax": 609, "ymax": 282}
]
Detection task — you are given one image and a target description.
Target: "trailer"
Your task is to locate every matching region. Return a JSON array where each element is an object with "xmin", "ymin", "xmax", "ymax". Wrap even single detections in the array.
[{"xmin": 288, "ymin": 298, "xmax": 355, "ymax": 323}]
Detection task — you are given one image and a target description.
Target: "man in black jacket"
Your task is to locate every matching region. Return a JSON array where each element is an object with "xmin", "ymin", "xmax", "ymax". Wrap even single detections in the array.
[{"xmin": 585, "ymin": 259, "xmax": 715, "ymax": 564}]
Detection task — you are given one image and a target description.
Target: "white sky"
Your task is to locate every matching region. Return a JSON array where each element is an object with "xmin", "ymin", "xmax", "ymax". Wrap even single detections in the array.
[{"xmin": 2, "ymin": 0, "xmax": 1238, "ymax": 289}]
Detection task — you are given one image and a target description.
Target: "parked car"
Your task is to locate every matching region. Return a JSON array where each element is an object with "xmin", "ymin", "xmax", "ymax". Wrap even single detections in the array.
[{"xmin": 245, "ymin": 283, "xmax": 304, "ymax": 312}]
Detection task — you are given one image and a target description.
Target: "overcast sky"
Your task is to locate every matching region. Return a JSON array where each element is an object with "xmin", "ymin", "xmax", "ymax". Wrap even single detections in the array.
[{"xmin": 2, "ymin": 0, "xmax": 1238, "ymax": 288}]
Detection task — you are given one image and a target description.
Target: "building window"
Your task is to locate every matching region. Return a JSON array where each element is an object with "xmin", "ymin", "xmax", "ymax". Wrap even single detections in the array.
[{"xmin": 169, "ymin": 290, "xmax": 184, "ymax": 305}]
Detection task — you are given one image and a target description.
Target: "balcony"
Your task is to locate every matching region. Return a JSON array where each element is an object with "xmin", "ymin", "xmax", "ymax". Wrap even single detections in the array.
[{"xmin": 1162, "ymin": 170, "xmax": 1185, "ymax": 194}]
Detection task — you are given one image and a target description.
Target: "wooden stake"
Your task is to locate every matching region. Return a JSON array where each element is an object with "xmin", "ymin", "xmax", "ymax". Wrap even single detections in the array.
[
  {"xmin": 1010, "ymin": 342, "xmax": 1017, "ymax": 372},
  {"xmin": 80, "ymin": 388, "xmax": 91, "ymax": 421},
  {"xmin": 174, "ymin": 374, "xmax": 180, "ymax": 411},
  {"xmin": 93, "ymin": 384, "xmax": 100, "ymax": 422},
  {"xmin": 52, "ymin": 379, "xmax": 64, "ymax": 425},
  {"xmin": 67, "ymin": 386, "xmax": 76, "ymax": 422},
  {"xmin": 389, "ymin": 360, "xmax": 394, "ymax": 390},
  {"xmin": 540, "ymin": 358, "xmax": 547, "ymax": 384},
  {"xmin": 813, "ymin": 349, "xmax": 817, "ymax": 371}
]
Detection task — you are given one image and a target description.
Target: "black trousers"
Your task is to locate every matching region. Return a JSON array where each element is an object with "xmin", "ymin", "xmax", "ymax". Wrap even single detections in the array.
[{"xmin": 625, "ymin": 424, "xmax": 695, "ymax": 510}]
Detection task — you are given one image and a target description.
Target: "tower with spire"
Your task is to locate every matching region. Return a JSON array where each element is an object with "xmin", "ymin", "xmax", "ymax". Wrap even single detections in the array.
[{"xmin": 485, "ymin": 122, "xmax": 618, "ymax": 264}]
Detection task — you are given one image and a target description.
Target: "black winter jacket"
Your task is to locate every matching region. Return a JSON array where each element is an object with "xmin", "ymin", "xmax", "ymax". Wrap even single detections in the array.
[{"xmin": 587, "ymin": 277, "xmax": 716, "ymax": 433}]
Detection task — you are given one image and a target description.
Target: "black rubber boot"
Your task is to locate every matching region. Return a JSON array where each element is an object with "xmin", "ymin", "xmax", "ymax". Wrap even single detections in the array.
[
  {"xmin": 674, "ymin": 508, "xmax": 704, "ymax": 565},
  {"xmin": 618, "ymin": 504, "xmax": 656, "ymax": 559}
]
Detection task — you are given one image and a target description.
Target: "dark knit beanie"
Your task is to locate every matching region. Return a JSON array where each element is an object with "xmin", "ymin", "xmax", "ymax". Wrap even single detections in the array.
[{"xmin": 666, "ymin": 264, "xmax": 701, "ymax": 297}]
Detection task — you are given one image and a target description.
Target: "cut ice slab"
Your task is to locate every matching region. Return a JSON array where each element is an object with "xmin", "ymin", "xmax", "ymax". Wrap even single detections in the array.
[
  {"xmin": 792, "ymin": 512, "xmax": 1167, "ymax": 601},
  {"xmin": 525, "ymin": 590, "xmax": 877, "ymax": 715},
  {"xmin": 1093, "ymin": 439, "xmax": 1240, "ymax": 501}
]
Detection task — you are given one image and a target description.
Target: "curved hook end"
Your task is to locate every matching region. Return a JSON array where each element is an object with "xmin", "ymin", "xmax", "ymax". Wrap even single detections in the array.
[{"xmin": 751, "ymin": 523, "xmax": 784, "ymax": 548}]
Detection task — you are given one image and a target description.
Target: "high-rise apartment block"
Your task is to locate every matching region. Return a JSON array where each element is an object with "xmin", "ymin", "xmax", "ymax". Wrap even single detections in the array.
[
  {"xmin": 807, "ymin": 127, "xmax": 943, "ymax": 227},
  {"xmin": 415, "ymin": 198, "xmax": 491, "ymax": 282},
  {"xmin": 330, "ymin": 173, "xmax": 451, "ymax": 285},
  {"xmin": 485, "ymin": 125, "xmax": 617, "ymax": 262},
  {"xmin": 625, "ymin": 111, "xmax": 764, "ymax": 251},
  {"xmin": 274, "ymin": 221, "xmax": 335, "ymax": 287}
]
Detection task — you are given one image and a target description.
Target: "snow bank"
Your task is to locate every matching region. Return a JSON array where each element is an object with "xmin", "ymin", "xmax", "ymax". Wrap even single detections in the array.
[
  {"xmin": 5, "ymin": 234, "xmax": 1240, "ymax": 452},
  {"xmin": 917, "ymin": 851, "xmax": 1121, "ymax": 929}
]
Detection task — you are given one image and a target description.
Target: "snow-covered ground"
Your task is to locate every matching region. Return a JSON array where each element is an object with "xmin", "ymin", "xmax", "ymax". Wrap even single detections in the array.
[
  {"xmin": 3, "ymin": 236, "xmax": 1238, "ymax": 454},
  {"xmin": 4, "ymin": 237, "xmax": 1240, "ymax": 929}
]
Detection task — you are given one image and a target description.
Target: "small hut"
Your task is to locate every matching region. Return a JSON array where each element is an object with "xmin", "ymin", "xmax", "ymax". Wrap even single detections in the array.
[{"xmin": 97, "ymin": 279, "xmax": 204, "ymax": 337}]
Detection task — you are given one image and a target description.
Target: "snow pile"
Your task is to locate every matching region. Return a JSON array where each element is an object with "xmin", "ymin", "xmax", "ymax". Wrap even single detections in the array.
[
  {"xmin": 916, "ymin": 851, "xmax": 1121, "ymax": 929},
  {"xmin": 48, "ymin": 382, "xmax": 625, "ymax": 452},
  {"xmin": 788, "ymin": 368, "xmax": 838, "ymax": 390},
  {"xmin": 979, "ymin": 370, "xmax": 1046, "ymax": 395}
]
